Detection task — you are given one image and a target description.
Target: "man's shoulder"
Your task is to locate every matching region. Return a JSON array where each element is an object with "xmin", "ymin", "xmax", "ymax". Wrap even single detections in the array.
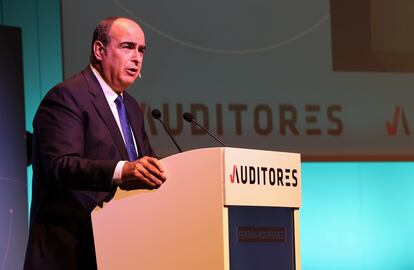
[
  {"xmin": 45, "ymin": 67, "xmax": 97, "ymax": 99},
  {"xmin": 55, "ymin": 67, "xmax": 94, "ymax": 91}
]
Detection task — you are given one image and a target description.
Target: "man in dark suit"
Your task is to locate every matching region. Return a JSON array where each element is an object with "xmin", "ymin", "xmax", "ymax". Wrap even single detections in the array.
[{"xmin": 24, "ymin": 17, "xmax": 167, "ymax": 269}]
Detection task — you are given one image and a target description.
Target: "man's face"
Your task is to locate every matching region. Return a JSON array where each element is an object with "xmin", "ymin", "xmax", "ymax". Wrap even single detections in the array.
[{"xmin": 98, "ymin": 18, "xmax": 146, "ymax": 92}]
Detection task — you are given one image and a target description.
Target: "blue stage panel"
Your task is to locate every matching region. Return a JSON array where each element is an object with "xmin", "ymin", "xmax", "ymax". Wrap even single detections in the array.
[{"xmin": 228, "ymin": 206, "xmax": 296, "ymax": 270}]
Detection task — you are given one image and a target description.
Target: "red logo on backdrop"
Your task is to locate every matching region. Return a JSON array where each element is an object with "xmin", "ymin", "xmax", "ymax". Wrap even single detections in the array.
[{"xmin": 385, "ymin": 106, "xmax": 410, "ymax": 135}]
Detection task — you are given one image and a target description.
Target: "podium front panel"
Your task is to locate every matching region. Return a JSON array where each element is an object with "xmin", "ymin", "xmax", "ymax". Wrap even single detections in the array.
[{"xmin": 227, "ymin": 206, "xmax": 296, "ymax": 270}]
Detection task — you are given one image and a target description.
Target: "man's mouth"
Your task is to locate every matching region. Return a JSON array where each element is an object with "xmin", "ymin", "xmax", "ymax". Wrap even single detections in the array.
[{"xmin": 126, "ymin": 68, "xmax": 138, "ymax": 76}]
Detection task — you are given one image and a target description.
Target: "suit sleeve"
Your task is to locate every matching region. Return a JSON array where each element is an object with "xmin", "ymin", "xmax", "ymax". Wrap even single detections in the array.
[{"xmin": 33, "ymin": 86, "xmax": 117, "ymax": 192}]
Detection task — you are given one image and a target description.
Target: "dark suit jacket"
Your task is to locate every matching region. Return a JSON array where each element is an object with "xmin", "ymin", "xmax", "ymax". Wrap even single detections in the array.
[{"xmin": 24, "ymin": 66, "xmax": 155, "ymax": 270}]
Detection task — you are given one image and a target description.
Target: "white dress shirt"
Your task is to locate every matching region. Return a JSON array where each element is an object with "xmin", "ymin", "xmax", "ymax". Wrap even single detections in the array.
[{"xmin": 90, "ymin": 65, "xmax": 138, "ymax": 181}]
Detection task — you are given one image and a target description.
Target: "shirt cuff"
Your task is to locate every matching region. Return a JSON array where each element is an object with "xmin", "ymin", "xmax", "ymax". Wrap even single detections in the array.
[{"xmin": 112, "ymin": 160, "xmax": 128, "ymax": 182}]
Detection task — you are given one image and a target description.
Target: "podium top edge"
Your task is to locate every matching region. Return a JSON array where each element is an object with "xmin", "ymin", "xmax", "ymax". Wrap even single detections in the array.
[{"xmin": 161, "ymin": 147, "xmax": 301, "ymax": 161}]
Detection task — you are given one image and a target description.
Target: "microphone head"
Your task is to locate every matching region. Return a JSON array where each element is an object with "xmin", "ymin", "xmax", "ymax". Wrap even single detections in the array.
[
  {"xmin": 151, "ymin": 109, "xmax": 162, "ymax": 119},
  {"xmin": 183, "ymin": 112, "xmax": 194, "ymax": 122}
]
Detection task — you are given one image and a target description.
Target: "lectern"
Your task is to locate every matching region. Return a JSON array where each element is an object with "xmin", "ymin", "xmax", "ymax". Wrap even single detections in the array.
[{"xmin": 92, "ymin": 147, "xmax": 301, "ymax": 269}]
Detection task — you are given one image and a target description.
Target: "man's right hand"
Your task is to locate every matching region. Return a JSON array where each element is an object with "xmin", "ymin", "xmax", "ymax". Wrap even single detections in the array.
[{"xmin": 115, "ymin": 156, "xmax": 167, "ymax": 191}]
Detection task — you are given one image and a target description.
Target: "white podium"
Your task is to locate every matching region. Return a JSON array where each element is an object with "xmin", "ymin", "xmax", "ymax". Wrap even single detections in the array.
[{"xmin": 92, "ymin": 147, "xmax": 302, "ymax": 269}]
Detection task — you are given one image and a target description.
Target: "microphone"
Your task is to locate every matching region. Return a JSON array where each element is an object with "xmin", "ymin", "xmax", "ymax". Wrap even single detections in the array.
[
  {"xmin": 151, "ymin": 109, "xmax": 183, "ymax": 153},
  {"xmin": 182, "ymin": 112, "xmax": 227, "ymax": 147}
]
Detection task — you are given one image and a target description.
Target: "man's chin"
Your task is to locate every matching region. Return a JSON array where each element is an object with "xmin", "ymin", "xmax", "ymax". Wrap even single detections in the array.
[{"xmin": 121, "ymin": 77, "xmax": 138, "ymax": 87}]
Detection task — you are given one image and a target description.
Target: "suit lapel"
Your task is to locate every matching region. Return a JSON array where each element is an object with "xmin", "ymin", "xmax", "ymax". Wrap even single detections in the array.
[{"xmin": 81, "ymin": 67, "xmax": 129, "ymax": 161}]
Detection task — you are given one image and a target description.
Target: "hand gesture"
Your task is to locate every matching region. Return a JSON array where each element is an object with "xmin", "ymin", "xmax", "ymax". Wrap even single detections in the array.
[{"xmin": 116, "ymin": 156, "xmax": 167, "ymax": 190}]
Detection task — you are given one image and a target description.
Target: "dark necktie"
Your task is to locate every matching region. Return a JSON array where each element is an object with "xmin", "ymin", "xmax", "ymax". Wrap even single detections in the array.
[{"xmin": 115, "ymin": 95, "xmax": 138, "ymax": 161}]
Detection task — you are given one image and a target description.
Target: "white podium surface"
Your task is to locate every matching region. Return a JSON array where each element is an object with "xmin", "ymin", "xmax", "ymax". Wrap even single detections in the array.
[{"xmin": 91, "ymin": 147, "xmax": 302, "ymax": 270}]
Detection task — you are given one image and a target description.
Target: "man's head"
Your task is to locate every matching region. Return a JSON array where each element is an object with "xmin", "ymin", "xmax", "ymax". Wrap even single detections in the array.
[{"xmin": 90, "ymin": 17, "xmax": 146, "ymax": 93}]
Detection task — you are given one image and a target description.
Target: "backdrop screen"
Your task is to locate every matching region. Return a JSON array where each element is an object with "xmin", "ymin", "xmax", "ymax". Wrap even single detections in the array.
[{"xmin": 61, "ymin": 0, "xmax": 414, "ymax": 160}]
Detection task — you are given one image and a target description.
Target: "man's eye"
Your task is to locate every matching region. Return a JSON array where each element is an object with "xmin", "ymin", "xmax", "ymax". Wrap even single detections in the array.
[{"xmin": 138, "ymin": 46, "xmax": 146, "ymax": 53}]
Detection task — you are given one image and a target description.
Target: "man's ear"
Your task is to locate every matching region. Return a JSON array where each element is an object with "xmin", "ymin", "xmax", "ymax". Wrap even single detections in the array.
[{"xmin": 93, "ymin": 41, "xmax": 105, "ymax": 61}]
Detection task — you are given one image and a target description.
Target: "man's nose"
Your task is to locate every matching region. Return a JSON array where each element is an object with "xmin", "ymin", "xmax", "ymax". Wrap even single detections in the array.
[{"xmin": 132, "ymin": 50, "xmax": 142, "ymax": 64}]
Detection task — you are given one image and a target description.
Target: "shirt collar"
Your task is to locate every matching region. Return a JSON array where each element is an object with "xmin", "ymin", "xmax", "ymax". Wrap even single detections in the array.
[{"xmin": 90, "ymin": 64, "xmax": 121, "ymax": 103}]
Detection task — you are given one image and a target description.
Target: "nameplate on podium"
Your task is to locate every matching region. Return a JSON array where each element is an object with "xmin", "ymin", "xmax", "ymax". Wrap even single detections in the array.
[{"xmin": 223, "ymin": 148, "xmax": 301, "ymax": 208}]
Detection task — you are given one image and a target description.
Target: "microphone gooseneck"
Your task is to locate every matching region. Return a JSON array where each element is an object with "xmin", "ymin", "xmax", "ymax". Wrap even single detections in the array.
[
  {"xmin": 182, "ymin": 112, "xmax": 227, "ymax": 147},
  {"xmin": 151, "ymin": 109, "xmax": 183, "ymax": 153}
]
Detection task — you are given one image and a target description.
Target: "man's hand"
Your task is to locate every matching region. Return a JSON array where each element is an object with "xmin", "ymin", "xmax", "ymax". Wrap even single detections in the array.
[{"xmin": 115, "ymin": 156, "xmax": 167, "ymax": 191}]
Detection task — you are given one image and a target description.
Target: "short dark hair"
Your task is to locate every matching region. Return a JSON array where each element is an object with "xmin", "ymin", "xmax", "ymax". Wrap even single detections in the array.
[{"xmin": 89, "ymin": 17, "xmax": 120, "ymax": 65}]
